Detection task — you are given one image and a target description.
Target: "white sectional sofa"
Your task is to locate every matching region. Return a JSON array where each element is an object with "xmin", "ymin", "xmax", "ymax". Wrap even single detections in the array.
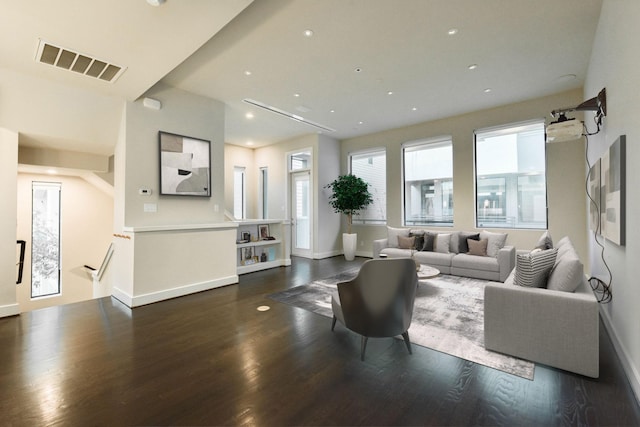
[
  {"xmin": 484, "ymin": 235, "xmax": 600, "ymax": 378},
  {"xmin": 373, "ymin": 227, "xmax": 515, "ymax": 282}
]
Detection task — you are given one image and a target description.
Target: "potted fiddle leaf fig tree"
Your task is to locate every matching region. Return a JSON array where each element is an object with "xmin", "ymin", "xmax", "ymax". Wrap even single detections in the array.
[{"xmin": 325, "ymin": 174, "xmax": 373, "ymax": 261}]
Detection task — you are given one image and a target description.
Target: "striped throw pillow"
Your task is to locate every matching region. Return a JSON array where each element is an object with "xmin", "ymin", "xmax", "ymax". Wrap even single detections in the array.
[{"xmin": 514, "ymin": 248, "xmax": 558, "ymax": 288}]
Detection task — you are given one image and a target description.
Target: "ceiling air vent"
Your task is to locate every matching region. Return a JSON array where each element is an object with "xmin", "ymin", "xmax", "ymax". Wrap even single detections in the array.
[{"xmin": 35, "ymin": 39, "xmax": 126, "ymax": 83}]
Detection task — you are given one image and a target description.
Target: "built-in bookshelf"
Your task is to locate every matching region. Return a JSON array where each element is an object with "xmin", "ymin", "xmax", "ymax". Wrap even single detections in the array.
[{"xmin": 235, "ymin": 220, "xmax": 291, "ymax": 274}]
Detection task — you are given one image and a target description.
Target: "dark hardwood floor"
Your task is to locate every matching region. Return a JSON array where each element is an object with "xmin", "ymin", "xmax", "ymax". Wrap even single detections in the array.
[{"xmin": 1, "ymin": 256, "xmax": 639, "ymax": 426}]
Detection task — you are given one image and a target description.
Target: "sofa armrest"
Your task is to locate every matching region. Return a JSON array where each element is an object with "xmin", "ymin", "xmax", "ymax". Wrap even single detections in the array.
[
  {"xmin": 484, "ymin": 279, "xmax": 599, "ymax": 377},
  {"xmin": 372, "ymin": 238, "xmax": 389, "ymax": 258},
  {"xmin": 497, "ymin": 245, "xmax": 515, "ymax": 282}
]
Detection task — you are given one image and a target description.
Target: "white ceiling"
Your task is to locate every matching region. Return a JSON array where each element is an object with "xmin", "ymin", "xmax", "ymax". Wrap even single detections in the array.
[{"xmin": 0, "ymin": 0, "xmax": 603, "ymax": 154}]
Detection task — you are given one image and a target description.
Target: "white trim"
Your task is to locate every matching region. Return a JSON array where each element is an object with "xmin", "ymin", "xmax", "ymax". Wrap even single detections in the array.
[
  {"xmin": 599, "ymin": 307, "xmax": 640, "ymax": 405},
  {"xmin": 112, "ymin": 275, "xmax": 238, "ymax": 308},
  {"xmin": 401, "ymin": 135, "xmax": 452, "ymax": 150},
  {"xmin": 0, "ymin": 303, "xmax": 20, "ymax": 318},
  {"xmin": 314, "ymin": 249, "xmax": 342, "ymax": 259},
  {"xmin": 348, "ymin": 146, "xmax": 387, "ymax": 159},
  {"xmin": 122, "ymin": 223, "xmax": 237, "ymax": 233},
  {"xmin": 473, "ymin": 118, "xmax": 545, "ymax": 137}
]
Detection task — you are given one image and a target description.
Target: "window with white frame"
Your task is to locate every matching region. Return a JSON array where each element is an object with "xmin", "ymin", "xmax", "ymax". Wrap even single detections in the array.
[
  {"xmin": 475, "ymin": 120, "xmax": 547, "ymax": 229},
  {"xmin": 350, "ymin": 149, "xmax": 386, "ymax": 225},
  {"xmin": 259, "ymin": 167, "xmax": 268, "ymax": 219},
  {"xmin": 233, "ymin": 166, "xmax": 246, "ymax": 219},
  {"xmin": 31, "ymin": 181, "xmax": 61, "ymax": 298},
  {"xmin": 403, "ymin": 138, "xmax": 453, "ymax": 226}
]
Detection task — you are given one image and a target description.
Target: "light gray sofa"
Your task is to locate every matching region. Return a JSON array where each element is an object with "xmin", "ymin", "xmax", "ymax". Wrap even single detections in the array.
[
  {"xmin": 373, "ymin": 229, "xmax": 515, "ymax": 282},
  {"xmin": 484, "ymin": 236, "xmax": 599, "ymax": 378}
]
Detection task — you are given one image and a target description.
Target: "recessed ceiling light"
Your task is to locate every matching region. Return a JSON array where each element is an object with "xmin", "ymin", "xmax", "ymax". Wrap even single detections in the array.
[
  {"xmin": 256, "ymin": 305, "xmax": 270, "ymax": 311},
  {"xmin": 245, "ymin": 112, "xmax": 254, "ymax": 119},
  {"xmin": 303, "ymin": 29, "xmax": 314, "ymax": 37},
  {"xmin": 294, "ymin": 93, "xmax": 300, "ymax": 97},
  {"xmin": 330, "ymin": 109, "xmax": 335, "ymax": 113},
  {"xmin": 468, "ymin": 64, "xmax": 478, "ymax": 70},
  {"xmin": 354, "ymin": 67, "xmax": 362, "ymax": 73},
  {"xmin": 146, "ymin": 0, "xmax": 166, "ymax": 6},
  {"xmin": 246, "ymin": 141, "xmax": 254, "ymax": 146},
  {"xmin": 484, "ymin": 88, "xmax": 492, "ymax": 93},
  {"xmin": 358, "ymin": 121, "xmax": 364, "ymax": 125},
  {"xmin": 412, "ymin": 107, "xmax": 418, "ymax": 111},
  {"xmin": 244, "ymin": 70, "xmax": 252, "ymax": 76},
  {"xmin": 387, "ymin": 91, "xmax": 394, "ymax": 95},
  {"xmin": 448, "ymin": 28, "xmax": 458, "ymax": 35}
]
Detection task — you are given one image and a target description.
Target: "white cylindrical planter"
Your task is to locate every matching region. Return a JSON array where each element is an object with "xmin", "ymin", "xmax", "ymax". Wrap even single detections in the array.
[{"xmin": 343, "ymin": 233, "xmax": 357, "ymax": 261}]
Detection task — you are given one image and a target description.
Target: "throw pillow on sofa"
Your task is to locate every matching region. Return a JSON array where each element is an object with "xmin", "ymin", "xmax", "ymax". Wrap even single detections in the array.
[
  {"xmin": 435, "ymin": 233, "xmax": 451, "ymax": 253},
  {"xmin": 387, "ymin": 226, "xmax": 410, "ymax": 248},
  {"xmin": 458, "ymin": 232, "xmax": 480, "ymax": 253},
  {"xmin": 547, "ymin": 237, "xmax": 583, "ymax": 292},
  {"xmin": 409, "ymin": 230, "xmax": 425, "ymax": 252},
  {"xmin": 535, "ymin": 230, "xmax": 553, "ymax": 250},
  {"xmin": 421, "ymin": 232, "xmax": 438, "ymax": 251},
  {"xmin": 480, "ymin": 230, "xmax": 508, "ymax": 258},
  {"xmin": 467, "ymin": 238, "xmax": 488, "ymax": 256},
  {"xmin": 398, "ymin": 235, "xmax": 416, "ymax": 250},
  {"xmin": 514, "ymin": 248, "xmax": 558, "ymax": 288}
]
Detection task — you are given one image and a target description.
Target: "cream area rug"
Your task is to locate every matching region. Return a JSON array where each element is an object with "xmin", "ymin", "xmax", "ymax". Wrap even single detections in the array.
[{"xmin": 269, "ymin": 270, "xmax": 535, "ymax": 380}]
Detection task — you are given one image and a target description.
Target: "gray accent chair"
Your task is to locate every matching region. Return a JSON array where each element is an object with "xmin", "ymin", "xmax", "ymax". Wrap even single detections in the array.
[{"xmin": 331, "ymin": 258, "xmax": 419, "ymax": 361}]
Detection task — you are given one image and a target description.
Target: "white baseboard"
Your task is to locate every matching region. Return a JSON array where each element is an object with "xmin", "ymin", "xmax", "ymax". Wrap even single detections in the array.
[
  {"xmin": 112, "ymin": 275, "xmax": 239, "ymax": 308},
  {"xmin": 0, "ymin": 303, "xmax": 20, "ymax": 318},
  {"xmin": 355, "ymin": 250, "xmax": 373, "ymax": 258},
  {"xmin": 600, "ymin": 307, "xmax": 640, "ymax": 405},
  {"xmin": 314, "ymin": 250, "xmax": 342, "ymax": 259}
]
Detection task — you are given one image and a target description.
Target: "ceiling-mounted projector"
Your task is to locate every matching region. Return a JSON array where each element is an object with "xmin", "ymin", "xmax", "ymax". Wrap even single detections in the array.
[
  {"xmin": 547, "ymin": 88, "xmax": 606, "ymax": 143},
  {"xmin": 546, "ymin": 116, "xmax": 583, "ymax": 143}
]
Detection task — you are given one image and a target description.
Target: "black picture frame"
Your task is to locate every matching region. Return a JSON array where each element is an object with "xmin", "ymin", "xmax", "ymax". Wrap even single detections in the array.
[{"xmin": 159, "ymin": 131, "xmax": 211, "ymax": 196}]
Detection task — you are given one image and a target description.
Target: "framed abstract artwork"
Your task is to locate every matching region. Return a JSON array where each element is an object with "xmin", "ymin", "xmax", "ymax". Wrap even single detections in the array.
[
  {"xmin": 159, "ymin": 131, "xmax": 211, "ymax": 197},
  {"xmin": 601, "ymin": 135, "xmax": 626, "ymax": 246}
]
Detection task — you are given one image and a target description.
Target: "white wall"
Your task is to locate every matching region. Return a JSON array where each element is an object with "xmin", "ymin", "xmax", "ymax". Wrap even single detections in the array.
[
  {"xmin": 112, "ymin": 83, "xmax": 237, "ymax": 306},
  {"xmin": 584, "ymin": 0, "xmax": 640, "ymax": 401},
  {"xmin": 0, "ymin": 128, "xmax": 19, "ymax": 318},
  {"xmin": 341, "ymin": 89, "xmax": 588, "ymax": 259},
  {"xmin": 16, "ymin": 173, "xmax": 113, "ymax": 312}
]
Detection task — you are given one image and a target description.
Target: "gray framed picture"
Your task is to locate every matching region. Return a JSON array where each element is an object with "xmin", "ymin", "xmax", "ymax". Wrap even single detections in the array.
[{"xmin": 159, "ymin": 131, "xmax": 211, "ymax": 196}]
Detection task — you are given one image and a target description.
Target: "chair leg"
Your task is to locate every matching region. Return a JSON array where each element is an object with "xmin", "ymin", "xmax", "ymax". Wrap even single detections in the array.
[
  {"xmin": 402, "ymin": 331, "xmax": 412, "ymax": 355},
  {"xmin": 360, "ymin": 336, "xmax": 368, "ymax": 361},
  {"xmin": 331, "ymin": 315, "xmax": 337, "ymax": 331}
]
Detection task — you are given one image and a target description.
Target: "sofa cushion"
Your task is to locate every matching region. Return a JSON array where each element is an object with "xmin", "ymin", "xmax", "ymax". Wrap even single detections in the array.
[
  {"xmin": 547, "ymin": 239, "xmax": 583, "ymax": 292},
  {"xmin": 387, "ymin": 226, "xmax": 410, "ymax": 248},
  {"xmin": 398, "ymin": 235, "xmax": 416, "ymax": 250},
  {"xmin": 421, "ymin": 232, "xmax": 437, "ymax": 251},
  {"xmin": 458, "ymin": 232, "xmax": 480, "ymax": 253},
  {"xmin": 480, "ymin": 230, "xmax": 508, "ymax": 258},
  {"xmin": 435, "ymin": 233, "xmax": 451, "ymax": 253},
  {"xmin": 449, "ymin": 231, "xmax": 461, "ymax": 253},
  {"xmin": 412, "ymin": 250, "xmax": 455, "ymax": 267},
  {"xmin": 452, "ymin": 253, "xmax": 499, "ymax": 272},
  {"xmin": 467, "ymin": 238, "xmax": 488, "ymax": 256},
  {"xmin": 514, "ymin": 248, "xmax": 558, "ymax": 288},
  {"xmin": 535, "ymin": 230, "xmax": 554, "ymax": 250}
]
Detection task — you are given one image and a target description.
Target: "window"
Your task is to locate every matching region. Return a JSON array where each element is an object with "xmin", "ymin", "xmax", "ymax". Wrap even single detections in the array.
[
  {"xmin": 259, "ymin": 167, "xmax": 268, "ymax": 219},
  {"xmin": 475, "ymin": 120, "xmax": 547, "ymax": 229},
  {"xmin": 403, "ymin": 138, "xmax": 454, "ymax": 226},
  {"xmin": 31, "ymin": 182, "xmax": 61, "ymax": 298},
  {"xmin": 233, "ymin": 167, "xmax": 246, "ymax": 219},
  {"xmin": 350, "ymin": 149, "xmax": 386, "ymax": 225},
  {"xmin": 290, "ymin": 151, "xmax": 310, "ymax": 170}
]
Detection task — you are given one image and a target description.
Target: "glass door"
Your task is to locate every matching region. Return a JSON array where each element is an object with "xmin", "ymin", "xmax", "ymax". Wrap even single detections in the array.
[{"xmin": 291, "ymin": 171, "xmax": 312, "ymax": 257}]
